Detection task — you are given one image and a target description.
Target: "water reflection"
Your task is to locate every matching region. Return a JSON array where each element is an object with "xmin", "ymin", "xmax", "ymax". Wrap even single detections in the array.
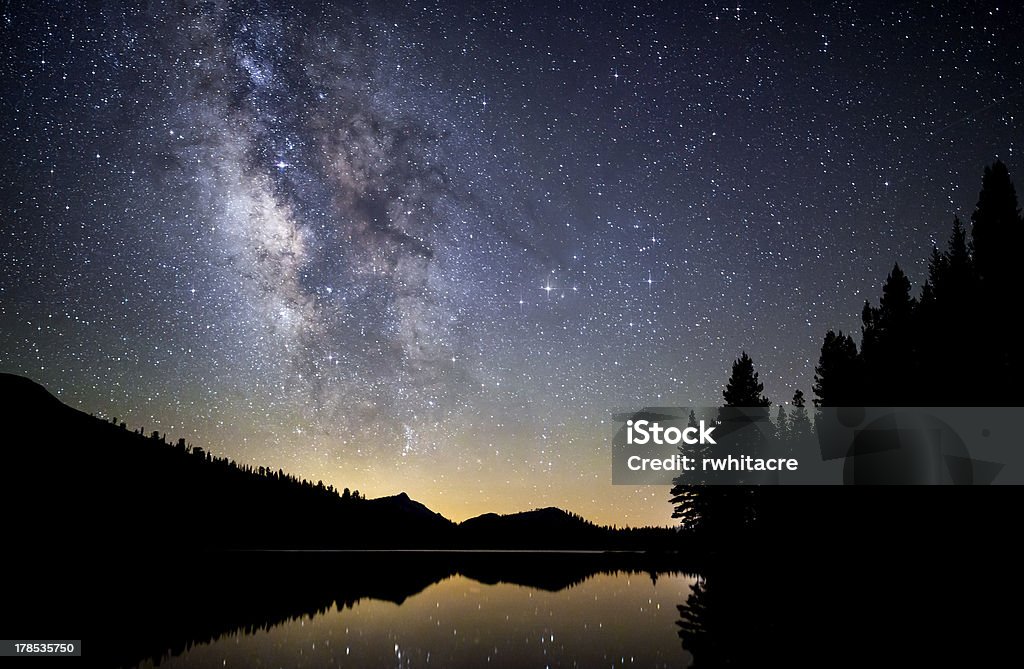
[
  {"xmin": 124, "ymin": 553, "xmax": 697, "ymax": 668},
  {"xmin": 143, "ymin": 571, "xmax": 695, "ymax": 668},
  {"xmin": 676, "ymin": 569, "xmax": 786, "ymax": 668}
]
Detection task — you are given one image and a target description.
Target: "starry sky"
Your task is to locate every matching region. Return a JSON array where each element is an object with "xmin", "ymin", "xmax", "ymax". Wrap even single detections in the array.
[{"xmin": 1, "ymin": 1, "xmax": 1020, "ymax": 525}]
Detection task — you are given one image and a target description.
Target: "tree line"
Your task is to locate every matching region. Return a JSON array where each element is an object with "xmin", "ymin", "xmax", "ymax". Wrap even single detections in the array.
[
  {"xmin": 814, "ymin": 160, "xmax": 1022, "ymax": 407},
  {"xmin": 106, "ymin": 420, "xmax": 367, "ymax": 502},
  {"xmin": 671, "ymin": 159, "xmax": 1022, "ymax": 536}
]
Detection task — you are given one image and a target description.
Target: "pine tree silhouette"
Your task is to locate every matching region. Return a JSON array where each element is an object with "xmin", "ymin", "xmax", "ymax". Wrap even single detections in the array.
[
  {"xmin": 789, "ymin": 389, "xmax": 810, "ymax": 439},
  {"xmin": 813, "ymin": 330, "xmax": 861, "ymax": 406},
  {"xmin": 671, "ymin": 353, "xmax": 768, "ymax": 539},
  {"xmin": 722, "ymin": 352, "xmax": 770, "ymax": 407},
  {"xmin": 861, "ymin": 264, "xmax": 918, "ymax": 404},
  {"xmin": 668, "ymin": 411, "xmax": 706, "ymax": 530},
  {"xmin": 944, "ymin": 216, "xmax": 974, "ymax": 293},
  {"xmin": 970, "ymin": 160, "xmax": 1023, "ymax": 404},
  {"xmin": 971, "ymin": 160, "xmax": 1021, "ymax": 288}
]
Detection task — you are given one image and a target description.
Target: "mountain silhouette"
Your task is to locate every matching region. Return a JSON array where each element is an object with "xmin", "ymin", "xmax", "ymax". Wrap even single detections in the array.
[
  {"xmin": 0, "ymin": 373, "xmax": 676, "ymax": 551},
  {"xmin": 459, "ymin": 507, "xmax": 608, "ymax": 548},
  {"xmin": 366, "ymin": 491, "xmax": 455, "ymax": 527}
]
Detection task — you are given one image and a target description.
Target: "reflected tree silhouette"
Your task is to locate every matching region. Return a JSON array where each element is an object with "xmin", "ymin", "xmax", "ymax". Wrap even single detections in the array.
[{"xmin": 676, "ymin": 571, "xmax": 775, "ymax": 668}]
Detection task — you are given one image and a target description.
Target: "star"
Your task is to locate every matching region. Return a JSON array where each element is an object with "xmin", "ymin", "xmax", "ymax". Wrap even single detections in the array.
[{"xmin": 645, "ymin": 270, "xmax": 658, "ymax": 293}]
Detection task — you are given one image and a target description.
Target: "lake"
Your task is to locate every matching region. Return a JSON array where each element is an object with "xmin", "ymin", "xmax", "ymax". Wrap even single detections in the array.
[{"xmin": 130, "ymin": 554, "xmax": 698, "ymax": 668}]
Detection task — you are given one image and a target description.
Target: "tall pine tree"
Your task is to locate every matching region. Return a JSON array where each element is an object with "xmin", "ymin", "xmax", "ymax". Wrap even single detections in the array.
[
  {"xmin": 708, "ymin": 353, "xmax": 765, "ymax": 534},
  {"xmin": 670, "ymin": 353, "xmax": 770, "ymax": 539},
  {"xmin": 970, "ymin": 161, "xmax": 1023, "ymax": 404},
  {"xmin": 971, "ymin": 160, "xmax": 1021, "ymax": 288},
  {"xmin": 861, "ymin": 264, "xmax": 917, "ymax": 404},
  {"xmin": 813, "ymin": 330, "xmax": 861, "ymax": 406},
  {"xmin": 723, "ymin": 352, "xmax": 771, "ymax": 407}
]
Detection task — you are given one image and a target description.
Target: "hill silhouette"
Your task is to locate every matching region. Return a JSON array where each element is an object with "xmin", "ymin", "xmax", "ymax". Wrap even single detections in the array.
[
  {"xmin": 0, "ymin": 373, "xmax": 676, "ymax": 552},
  {"xmin": 459, "ymin": 507, "xmax": 607, "ymax": 548}
]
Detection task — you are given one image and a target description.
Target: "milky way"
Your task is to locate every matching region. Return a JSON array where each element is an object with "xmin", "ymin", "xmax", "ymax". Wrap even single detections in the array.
[
  {"xmin": 1, "ymin": 1, "xmax": 1021, "ymax": 523},
  {"xmin": 166, "ymin": 4, "xmax": 475, "ymax": 422}
]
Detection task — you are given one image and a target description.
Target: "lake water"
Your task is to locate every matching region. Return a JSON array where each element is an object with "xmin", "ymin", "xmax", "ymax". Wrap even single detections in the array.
[{"xmin": 139, "ymin": 570, "xmax": 697, "ymax": 668}]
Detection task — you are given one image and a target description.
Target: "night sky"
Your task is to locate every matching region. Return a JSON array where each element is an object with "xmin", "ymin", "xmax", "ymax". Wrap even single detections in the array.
[{"xmin": 1, "ymin": 1, "xmax": 1020, "ymax": 525}]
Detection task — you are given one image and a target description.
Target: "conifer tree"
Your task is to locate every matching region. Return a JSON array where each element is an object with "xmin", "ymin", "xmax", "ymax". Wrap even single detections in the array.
[
  {"xmin": 861, "ymin": 264, "xmax": 917, "ymax": 404},
  {"xmin": 723, "ymin": 352, "xmax": 770, "ymax": 407},
  {"xmin": 945, "ymin": 216, "xmax": 973, "ymax": 290},
  {"xmin": 970, "ymin": 161, "xmax": 1022, "ymax": 403},
  {"xmin": 790, "ymin": 389, "xmax": 810, "ymax": 438},
  {"xmin": 813, "ymin": 331, "xmax": 861, "ymax": 406},
  {"xmin": 671, "ymin": 353, "xmax": 769, "ymax": 538},
  {"xmin": 926, "ymin": 246, "xmax": 947, "ymax": 296},
  {"xmin": 971, "ymin": 160, "xmax": 1021, "ymax": 287}
]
